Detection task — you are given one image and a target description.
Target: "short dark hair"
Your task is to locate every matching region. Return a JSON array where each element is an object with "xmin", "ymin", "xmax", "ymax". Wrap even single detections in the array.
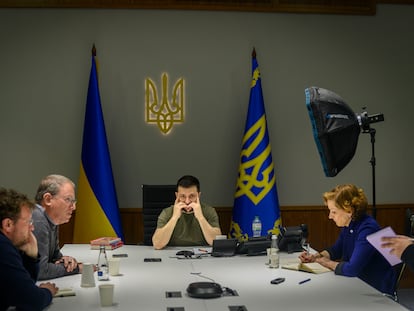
[
  {"xmin": 176, "ymin": 175, "xmax": 200, "ymax": 192},
  {"xmin": 0, "ymin": 188, "xmax": 34, "ymax": 225}
]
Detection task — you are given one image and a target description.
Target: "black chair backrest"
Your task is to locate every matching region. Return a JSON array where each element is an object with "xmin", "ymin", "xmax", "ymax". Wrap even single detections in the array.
[
  {"xmin": 405, "ymin": 208, "xmax": 414, "ymax": 237},
  {"xmin": 388, "ymin": 207, "xmax": 414, "ymax": 302},
  {"xmin": 142, "ymin": 184, "xmax": 176, "ymax": 246}
]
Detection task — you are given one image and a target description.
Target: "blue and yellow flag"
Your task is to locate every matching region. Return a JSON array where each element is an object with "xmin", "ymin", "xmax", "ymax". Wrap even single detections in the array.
[
  {"xmin": 229, "ymin": 49, "xmax": 281, "ymax": 241},
  {"xmin": 73, "ymin": 46, "xmax": 124, "ymax": 243}
]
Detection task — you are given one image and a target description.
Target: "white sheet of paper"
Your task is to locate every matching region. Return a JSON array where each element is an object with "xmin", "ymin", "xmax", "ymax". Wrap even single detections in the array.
[
  {"xmin": 193, "ymin": 247, "xmax": 212, "ymax": 255},
  {"xmin": 366, "ymin": 226, "xmax": 402, "ymax": 266}
]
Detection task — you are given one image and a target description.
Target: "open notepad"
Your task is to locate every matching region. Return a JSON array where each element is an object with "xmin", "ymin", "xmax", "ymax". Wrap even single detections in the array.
[
  {"xmin": 54, "ymin": 288, "xmax": 76, "ymax": 298},
  {"xmin": 282, "ymin": 262, "xmax": 331, "ymax": 274}
]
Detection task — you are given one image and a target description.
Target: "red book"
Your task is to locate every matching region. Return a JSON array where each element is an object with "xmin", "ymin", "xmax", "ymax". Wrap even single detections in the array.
[{"xmin": 90, "ymin": 237, "xmax": 123, "ymax": 250}]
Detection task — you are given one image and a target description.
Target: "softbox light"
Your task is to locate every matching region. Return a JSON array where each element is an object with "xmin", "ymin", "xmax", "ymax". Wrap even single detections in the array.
[
  {"xmin": 305, "ymin": 86, "xmax": 384, "ymax": 218},
  {"xmin": 305, "ymin": 87, "xmax": 361, "ymax": 177}
]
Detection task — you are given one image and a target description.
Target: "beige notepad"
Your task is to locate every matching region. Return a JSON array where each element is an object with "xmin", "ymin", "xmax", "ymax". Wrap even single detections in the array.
[
  {"xmin": 282, "ymin": 262, "xmax": 331, "ymax": 274},
  {"xmin": 54, "ymin": 288, "xmax": 76, "ymax": 298}
]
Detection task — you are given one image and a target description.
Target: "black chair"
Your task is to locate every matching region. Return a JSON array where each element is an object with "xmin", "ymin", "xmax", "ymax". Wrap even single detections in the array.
[
  {"xmin": 405, "ymin": 208, "xmax": 414, "ymax": 237},
  {"xmin": 387, "ymin": 208, "xmax": 414, "ymax": 302},
  {"xmin": 142, "ymin": 184, "xmax": 176, "ymax": 246},
  {"xmin": 388, "ymin": 262, "xmax": 406, "ymax": 302}
]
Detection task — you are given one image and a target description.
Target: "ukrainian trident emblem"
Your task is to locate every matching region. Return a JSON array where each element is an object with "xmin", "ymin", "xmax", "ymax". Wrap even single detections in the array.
[{"xmin": 145, "ymin": 73, "xmax": 185, "ymax": 134}]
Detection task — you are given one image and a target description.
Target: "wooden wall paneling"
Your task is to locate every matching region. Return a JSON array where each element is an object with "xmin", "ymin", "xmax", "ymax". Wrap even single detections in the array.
[
  {"xmin": 59, "ymin": 221, "xmax": 74, "ymax": 246},
  {"xmin": 375, "ymin": 204, "xmax": 410, "ymax": 235},
  {"xmin": 215, "ymin": 206, "xmax": 233, "ymax": 236},
  {"xmin": 121, "ymin": 208, "xmax": 143, "ymax": 245},
  {"xmin": 281, "ymin": 206, "xmax": 340, "ymax": 251},
  {"xmin": 0, "ymin": 0, "xmax": 380, "ymax": 15}
]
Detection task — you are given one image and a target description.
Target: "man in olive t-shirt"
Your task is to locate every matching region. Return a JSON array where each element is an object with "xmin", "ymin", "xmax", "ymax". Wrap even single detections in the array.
[{"xmin": 152, "ymin": 175, "xmax": 221, "ymax": 249}]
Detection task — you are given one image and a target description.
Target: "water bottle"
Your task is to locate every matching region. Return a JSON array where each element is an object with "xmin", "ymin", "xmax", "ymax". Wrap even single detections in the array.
[
  {"xmin": 97, "ymin": 245, "xmax": 109, "ymax": 281},
  {"xmin": 252, "ymin": 216, "xmax": 262, "ymax": 237},
  {"xmin": 269, "ymin": 234, "xmax": 279, "ymax": 268}
]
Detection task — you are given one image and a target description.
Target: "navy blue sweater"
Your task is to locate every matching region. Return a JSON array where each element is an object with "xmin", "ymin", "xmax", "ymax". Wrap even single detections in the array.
[
  {"xmin": 401, "ymin": 244, "xmax": 414, "ymax": 272},
  {"xmin": 326, "ymin": 215, "xmax": 396, "ymax": 295},
  {"xmin": 0, "ymin": 232, "xmax": 53, "ymax": 311}
]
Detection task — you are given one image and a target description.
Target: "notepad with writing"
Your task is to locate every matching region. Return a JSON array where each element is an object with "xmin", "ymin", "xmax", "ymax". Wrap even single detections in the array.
[{"xmin": 282, "ymin": 262, "xmax": 331, "ymax": 274}]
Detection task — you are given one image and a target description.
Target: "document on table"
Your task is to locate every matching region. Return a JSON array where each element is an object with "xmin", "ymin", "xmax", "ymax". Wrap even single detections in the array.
[
  {"xmin": 366, "ymin": 226, "xmax": 402, "ymax": 266},
  {"xmin": 193, "ymin": 247, "xmax": 212, "ymax": 255}
]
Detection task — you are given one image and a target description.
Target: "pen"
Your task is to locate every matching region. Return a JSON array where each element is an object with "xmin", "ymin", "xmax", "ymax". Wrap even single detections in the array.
[
  {"xmin": 299, "ymin": 278, "xmax": 311, "ymax": 285},
  {"xmin": 198, "ymin": 248, "xmax": 208, "ymax": 253}
]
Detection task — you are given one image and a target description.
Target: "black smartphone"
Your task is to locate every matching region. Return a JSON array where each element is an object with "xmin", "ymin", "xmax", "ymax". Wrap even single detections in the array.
[
  {"xmin": 144, "ymin": 258, "xmax": 162, "ymax": 262},
  {"xmin": 270, "ymin": 277, "xmax": 285, "ymax": 284}
]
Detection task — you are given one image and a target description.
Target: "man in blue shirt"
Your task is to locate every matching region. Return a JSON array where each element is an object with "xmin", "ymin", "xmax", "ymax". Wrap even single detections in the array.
[{"xmin": 0, "ymin": 187, "xmax": 58, "ymax": 311}]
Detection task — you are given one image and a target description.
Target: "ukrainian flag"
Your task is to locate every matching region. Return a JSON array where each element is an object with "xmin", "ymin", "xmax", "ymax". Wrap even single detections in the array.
[
  {"xmin": 73, "ymin": 46, "xmax": 124, "ymax": 243},
  {"xmin": 229, "ymin": 49, "xmax": 281, "ymax": 241}
]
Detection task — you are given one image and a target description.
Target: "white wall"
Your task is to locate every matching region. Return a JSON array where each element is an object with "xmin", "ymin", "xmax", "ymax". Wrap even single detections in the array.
[{"xmin": 0, "ymin": 4, "xmax": 413, "ymax": 207}]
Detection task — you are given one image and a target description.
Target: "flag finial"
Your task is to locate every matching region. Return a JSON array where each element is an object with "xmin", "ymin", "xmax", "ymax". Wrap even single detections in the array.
[
  {"xmin": 252, "ymin": 48, "xmax": 256, "ymax": 59},
  {"xmin": 92, "ymin": 44, "xmax": 96, "ymax": 57}
]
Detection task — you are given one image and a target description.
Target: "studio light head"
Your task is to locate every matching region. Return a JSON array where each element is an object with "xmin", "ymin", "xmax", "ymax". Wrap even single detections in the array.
[
  {"xmin": 357, "ymin": 109, "xmax": 385, "ymax": 133},
  {"xmin": 305, "ymin": 86, "xmax": 384, "ymax": 177}
]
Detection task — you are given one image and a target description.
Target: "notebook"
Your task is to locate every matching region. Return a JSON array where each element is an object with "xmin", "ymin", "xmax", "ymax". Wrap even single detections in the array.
[
  {"xmin": 282, "ymin": 261, "xmax": 331, "ymax": 274},
  {"xmin": 211, "ymin": 238, "xmax": 238, "ymax": 257},
  {"xmin": 54, "ymin": 288, "xmax": 76, "ymax": 298}
]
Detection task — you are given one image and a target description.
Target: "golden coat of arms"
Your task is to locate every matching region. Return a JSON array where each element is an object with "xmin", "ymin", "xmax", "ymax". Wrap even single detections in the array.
[{"xmin": 145, "ymin": 73, "xmax": 184, "ymax": 134}]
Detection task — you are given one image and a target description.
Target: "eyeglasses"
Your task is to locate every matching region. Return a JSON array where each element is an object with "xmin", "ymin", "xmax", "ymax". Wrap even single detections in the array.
[
  {"xmin": 18, "ymin": 218, "xmax": 33, "ymax": 226},
  {"xmin": 55, "ymin": 196, "xmax": 77, "ymax": 205}
]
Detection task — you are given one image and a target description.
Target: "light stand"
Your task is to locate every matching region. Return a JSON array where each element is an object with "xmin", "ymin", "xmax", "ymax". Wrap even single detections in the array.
[
  {"xmin": 358, "ymin": 109, "xmax": 384, "ymax": 219},
  {"xmin": 369, "ymin": 128, "xmax": 377, "ymax": 219}
]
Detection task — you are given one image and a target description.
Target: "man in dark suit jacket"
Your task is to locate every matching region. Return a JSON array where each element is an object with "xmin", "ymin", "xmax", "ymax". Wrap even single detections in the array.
[{"xmin": 0, "ymin": 187, "xmax": 58, "ymax": 311}]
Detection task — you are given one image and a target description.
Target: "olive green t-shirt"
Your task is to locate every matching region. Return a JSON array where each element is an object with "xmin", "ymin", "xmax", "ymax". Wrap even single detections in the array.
[{"xmin": 156, "ymin": 203, "xmax": 220, "ymax": 246}]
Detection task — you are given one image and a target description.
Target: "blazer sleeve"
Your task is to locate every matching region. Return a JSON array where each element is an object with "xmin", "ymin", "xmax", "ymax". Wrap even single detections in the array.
[{"xmin": 401, "ymin": 243, "xmax": 414, "ymax": 271}]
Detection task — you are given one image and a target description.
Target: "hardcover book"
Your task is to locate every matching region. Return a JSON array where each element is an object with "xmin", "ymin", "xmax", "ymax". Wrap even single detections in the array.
[{"xmin": 90, "ymin": 237, "xmax": 123, "ymax": 250}]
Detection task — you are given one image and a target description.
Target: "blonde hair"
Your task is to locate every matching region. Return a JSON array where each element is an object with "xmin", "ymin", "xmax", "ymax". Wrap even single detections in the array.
[{"xmin": 323, "ymin": 184, "xmax": 368, "ymax": 221}]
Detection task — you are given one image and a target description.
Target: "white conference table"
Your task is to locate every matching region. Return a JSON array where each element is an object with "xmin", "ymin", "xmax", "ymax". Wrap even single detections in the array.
[{"xmin": 44, "ymin": 244, "xmax": 408, "ymax": 311}]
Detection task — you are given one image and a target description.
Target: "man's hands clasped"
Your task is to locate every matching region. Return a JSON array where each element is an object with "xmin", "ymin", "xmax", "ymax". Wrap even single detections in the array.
[{"xmin": 172, "ymin": 194, "xmax": 203, "ymax": 220}]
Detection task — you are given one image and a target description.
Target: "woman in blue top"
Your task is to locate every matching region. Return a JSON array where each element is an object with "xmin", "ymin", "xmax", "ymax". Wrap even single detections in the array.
[{"xmin": 299, "ymin": 184, "xmax": 396, "ymax": 295}]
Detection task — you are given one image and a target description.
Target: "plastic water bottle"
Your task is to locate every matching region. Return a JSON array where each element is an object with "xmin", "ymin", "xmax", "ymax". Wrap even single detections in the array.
[
  {"xmin": 269, "ymin": 234, "xmax": 279, "ymax": 268},
  {"xmin": 252, "ymin": 216, "xmax": 262, "ymax": 237},
  {"xmin": 97, "ymin": 245, "xmax": 109, "ymax": 281}
]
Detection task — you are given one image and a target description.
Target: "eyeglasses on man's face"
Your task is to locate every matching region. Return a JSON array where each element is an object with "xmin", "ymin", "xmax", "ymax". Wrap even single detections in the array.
[
  {"xmin": 17, "ymin": 217, "xmax": 33, "ymax": 226},
  {"xmin": 55, "ymin": 196, "xmax": 77, "ymax": 206}
]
